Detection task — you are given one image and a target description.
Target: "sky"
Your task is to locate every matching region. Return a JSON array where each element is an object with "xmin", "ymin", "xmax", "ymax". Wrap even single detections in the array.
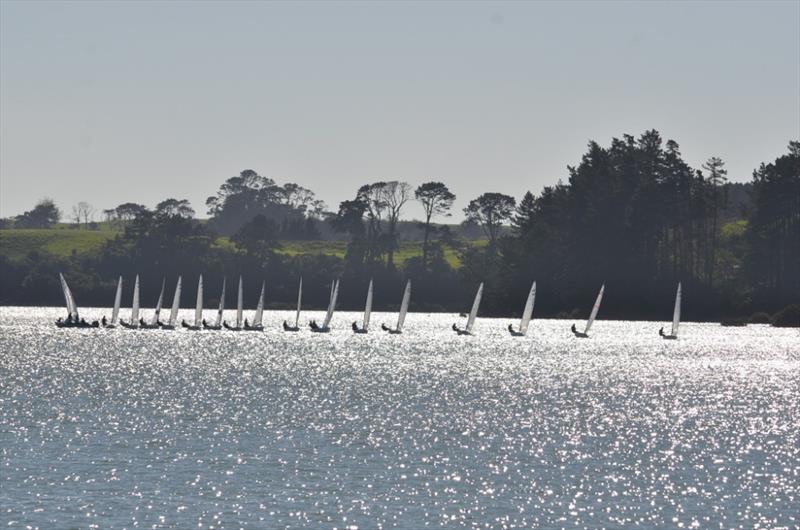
[{"xmin": 1, "ymin": 0, "xmax": 798, "ymax": 220}]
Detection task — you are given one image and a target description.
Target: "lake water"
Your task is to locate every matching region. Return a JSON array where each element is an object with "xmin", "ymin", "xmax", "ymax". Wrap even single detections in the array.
[{"xmin": 1, "ymin": 307, "xmax": 798, "ymax": 529}]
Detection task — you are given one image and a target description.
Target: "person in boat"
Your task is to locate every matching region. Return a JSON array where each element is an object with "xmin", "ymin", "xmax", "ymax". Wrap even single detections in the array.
[
  {"xmin": 56, "ymin": 317, "xmax": 63, "ymax": 325},
  {"xmin": 452, "ymin": 323, "xmax": 459, "ymax": 332},
  {"xmin": 101, "ymin": 315, "xmax": 107, "ymax": 326},
  {"xmin": 139, "ymin": 317, "xmax": 147, "ymax": 327},
  {"xmin": 309, "ymin": 320, "xmax": 319, "ymax": 330},
  {"xmin": 244, "ymin": 318, "xmax": 249, "ymax": 328},
  {"xmin": 202, "ymin": 318, "xmax": 208, "ymax": 327},
  {"xmin": 352, "ymin": 321, "xmax": 359, "ymax": 332},
  {"xmin": 508, "ymin": 323, "xmax": 514, "ymax": 333},
  {"xmin": 80, "ymin": 317, "xmax": 88, "ymax": 326},
  {"xmin": 571, "ymin": 323, "xmax": 577, "ymax": 334},
  {"xmin": 659, "ymin": 326, "xmax": 665, "ymax": 337}
]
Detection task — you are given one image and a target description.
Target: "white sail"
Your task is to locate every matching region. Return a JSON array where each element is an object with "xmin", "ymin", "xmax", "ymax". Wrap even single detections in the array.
[
  {"xmin": 215, "ymin": 278, "xmax": 226, "ymax": 327},
  {"xmin": 253, "ymin": 281, "xmax": 265, "ymax": 327},
  {"xmin": 168, "ymin": 276, "xmax": 182, "ymax": 327},
  {"xmin": 671, "ymin": 282, "xmax": 682, "ymax": 336},
  {"xmin": 236, "ymin": 276, "xmax": 244, "ymax": 328},
  {"xmin": 519, "ymin": 280, "xmax": 536, "ymax": 335},
  {"xmin": 131, "ymin": 275, "xmax": 140, "ymax": 327},
  {"xmin": 323, "ymin": 280, "xmax": 339, "ymax": 328},
  {"xmin": 194, "ymin": 275, "xmax": 203, "ymax": 326},
  {"xmin": 59, "ymin": 273, "xmax": 71, "ymax": 315},
  {"xmin": 465, "ymin": 282, "xmax": 484, "ymax": 334},
  {"xmin": 111, "ymin": 276, "xmax": 123, "ymax": 325},
  {"xmin": 150, "ymin": 278, "xmax": 165, "ymax": 326},
  {"xmin": 59, "ymin": 273, "xmax": 78, "ymax": 319},
  {"xmin": 294, "ymin": 277, "xmax": 303, "ymax": 327},
  {"xmin": 396, "ymin": 280, "xmax": 411, "ymax": 331},
  {"xmin": 363, "ymin": 279, "xmax": 374, "ymax": 330},
  {"xmin": 584, "ymin": 284, "xmax": 605, "ymax": 334}
]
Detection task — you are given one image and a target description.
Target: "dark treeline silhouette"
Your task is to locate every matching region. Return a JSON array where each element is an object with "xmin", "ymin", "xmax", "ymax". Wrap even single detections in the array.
[{"xmin": 1, "ymin": 130, "xmax": 797, "ymax": 323}]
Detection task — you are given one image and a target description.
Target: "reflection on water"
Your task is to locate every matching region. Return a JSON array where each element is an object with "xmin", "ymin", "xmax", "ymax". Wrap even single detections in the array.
[{"xmin": 1, "ymin": 307, "xmax": 798, "ymax": 529}]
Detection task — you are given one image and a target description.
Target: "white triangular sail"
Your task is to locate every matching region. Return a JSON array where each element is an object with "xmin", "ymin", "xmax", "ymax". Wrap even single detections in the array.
[
  {"xmin": 671, "ymin": 282, "xmax": 682, "ymax": 337},
  {"xmin": 168, "ymin": 276, "xmax": 182, "ymax": 327},
  {"xmin": 519, "ymin": 281, "xmax": 536, "ymax": 335},
  {"xmin": 465, "ymin": 282, "xmax": 484, "ymax": 334},
  {"xmin": 215, "ymin": 278, "xmax": 226, "ymax": 327},
  {"xmin": 584, "ymin": 284, "xmax": 604, "ymax": 334},
  {"xmin": 131, "ymin": 275, "xmax": 140, "ymax": 327},
  {"xmin": 323, "ymin": 280, "xmax": 339, "ymax": 328},
  {"xmin": 396, "ymin": 280, "xmax": 411, "ymax": 331},
  {"xmin": 59, "ymin": 273, "xmax": 78, "ymax": 320},
  {"xmin": 236, "ymin": 276, "xmax": 244, "ymax": 328},
  {"xmin": 111, "ymin": 276, "xmax": 123, "ymax": 325},
  {"xmin": 294, "ymin": 278, "xmax": 303, "ymax": 327},
  {"xmin": 194, "ymin": 275, "xmax": 203, "ymax": 327},
  {"xmin": 253, "ymin": 281, "xmax": 265, "ymax": 327},
  {"xmin": 150, "ymin": 278, "xmax": 165, "ymax": 326},
  {"xmin": 363, "ymin": 279, "xmax": 374, "ymax": 330}
]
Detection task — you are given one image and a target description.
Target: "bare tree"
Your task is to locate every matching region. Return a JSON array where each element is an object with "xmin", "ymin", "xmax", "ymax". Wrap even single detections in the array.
[{"xmin": 379, "ymin": 181, "xmax": 412, "ymax": 269}]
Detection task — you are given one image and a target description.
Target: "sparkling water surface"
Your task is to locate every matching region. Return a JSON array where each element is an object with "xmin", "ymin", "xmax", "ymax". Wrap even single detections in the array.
[{"xmin": 1, "ymin": 307, "xmax": 799, "ymax": 529}]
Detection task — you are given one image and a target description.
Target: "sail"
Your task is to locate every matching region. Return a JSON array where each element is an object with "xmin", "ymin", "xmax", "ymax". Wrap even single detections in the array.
[
  {"xmin": 253, "ymin": 281, "xmax": 265, "ymax": 327},
  {"xmin": 236, "ymin": 276, "xmax": 244, "ymax": 328},
  {"xmin": 363, "ymin": 279, "xmax": 374, "ymax": 329},
  {"xmin": 131, "ymin": 275, "xmax": 140, "ymax": 326},
  {"xmin": 323, "ymin": 280, "xmax": 339, "ymax": 328},
  {"xmin": 111, "ymin": 276, "xmax": 123, "ymax": 325},
  {"xmin": 671, "ymin": 282, "xmax": 682, "ymax": 336},
  {"xmin": 59, "ymin": 273, "xmax": 79, "ymax": 319},
  {"xmin": 150, "ymin": 278, "xmax": 165, "ymax": 326},
  {"xmin": 396, "ymin": 280, "xmax": 411, "ymax": 331},
  {"xmin": 168, "ymin": 276, "xmax": 182, "ymax": 327},
  {"xmin": 215, "ymin": 278, "xmax": 226, "ymax": 327},
  {"xmin": 194, "ymin": 275, "xmax": 203, "ymax": 326},
  {"xmin": 519, "ymin": 281, "xmax": 536, "ymax": 335},
  {"xmin": 465, "ymin": 282, "xmax": 484, "ymax": 333},
  {"xmin": 294, "ymin": 277, "xmax": 303, "ymax": 327},
  {"xmin": 584, "ymin": 284, "xmax": 605, "ymax": 334}
]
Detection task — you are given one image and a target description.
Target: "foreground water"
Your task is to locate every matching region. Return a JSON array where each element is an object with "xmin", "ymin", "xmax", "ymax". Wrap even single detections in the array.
[{"xmin": 1, "ymin": 307, "xmax": 799, "ymax": 529}]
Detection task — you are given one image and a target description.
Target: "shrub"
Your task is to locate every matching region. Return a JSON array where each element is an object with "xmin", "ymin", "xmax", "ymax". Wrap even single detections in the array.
[{"xmin": 772, "ymin": 305, "xmax": 800, "ymax": 328}]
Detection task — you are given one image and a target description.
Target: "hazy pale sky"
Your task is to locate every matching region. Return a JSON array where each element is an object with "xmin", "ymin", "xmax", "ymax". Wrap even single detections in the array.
[{"xmin": 1, "ymin": 0, "xmax": 798, "ymax": 220}]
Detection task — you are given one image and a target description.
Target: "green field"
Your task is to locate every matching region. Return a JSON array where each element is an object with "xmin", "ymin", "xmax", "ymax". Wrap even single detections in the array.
[{"xmin": 0, "ymin": 228, "xmax": 478, "ymax": 268}]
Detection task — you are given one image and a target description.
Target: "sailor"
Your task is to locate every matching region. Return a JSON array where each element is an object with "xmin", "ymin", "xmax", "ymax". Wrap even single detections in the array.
[
  {"xmin": 508, "ymin": 323, "xmax": 514, "ymax": 333},
  {"xmin": 101, "ymin": 315, "xmax": 107, "ymax": 326},
  {"xmin": 452, "ymin": 323, "xmax": 459, "ymax": 332},
  {"xmin": 309, "ymin": 320, "xmax": 319, "ymax": 330},
  {"xmin": 571, "ymin": 323, "xmax": 577, "ymax": 334},
  {"xmin": 139, "ymin": 317, "xmax": 146, "ymax": 326},
  {"xmin": 659, "ymin": 326, "xmax": 665, "ymax": 337},
  {"xmin": 352, "ymin": 321, "xmax": 359, "ymax": 332},
  {"xmin": 244, "ymin": 318, "xmax": 249, "ymax": 328}
]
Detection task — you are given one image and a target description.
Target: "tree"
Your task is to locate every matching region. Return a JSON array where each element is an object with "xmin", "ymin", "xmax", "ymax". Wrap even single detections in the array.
[
  {"xmin": 155, "ymin": 198, "xmax": 195, "ymax": 218},
  {"xmin": 14, "ymin": 198, "xmax": 61, "ymax": 228},
  {"xmin": 702, "ymin": 157, "xmax": 728, "ymax": 285},
  {"xmin": 71, "ymin": 202, "xmax": 95, "ymax": 228},
  {"xmin": 512, "ymin": 191, "xmax": 536, "ymax": 236},
  {"xmin": 415, "ymin": 181, "xmax": 455, "ymax": 270},
  {"xmin": 115, "ymin": 203, "xmax": 148, "ymax": 224},
  {"xmin": 379, "ymin": 181, "xmax": 412, "ymax": 269},
  {"xmin": 464, "ymin": 193, "xmax": 516, "ymax": 248},
  {"xmin": 231, "ymin": 214, "xmax": 279, "ymax": 261}
]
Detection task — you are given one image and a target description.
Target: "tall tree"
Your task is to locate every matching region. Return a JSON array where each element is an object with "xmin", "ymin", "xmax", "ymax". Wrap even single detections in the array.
[
  {"xmin": 155, "ymin": 198, "xmax": 195, "ymax": 218},
  {"xmin": 464, "ymin": 193, "xmax": 516, "ymax": 249},
  {"xmin": 379, "ymin": 181, "xmax": 412, "ymax": 269},
  {"xmin": 702, "ymin": 156, "xmax": 728, "ymax": 285},
  {"xmin": 415, "ymin": 182, "xmax": 455, "ymax": 270},
  {"xmin": 14, "ymin": 198, "xmax": 61, "ymax": 228},
  {"xmin": 71, "ymin": 202, "xmax": 95, "ymax": 228}
]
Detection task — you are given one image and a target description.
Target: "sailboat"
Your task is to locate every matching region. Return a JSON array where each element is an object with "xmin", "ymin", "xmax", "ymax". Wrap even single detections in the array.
[
  {"xmin": 204, "ymin": 278, "xmax": 226, "ymax": 329},
  {"xmin": 283, "ymin": 277, "xmax": 303, "ymax": 331},
  {"xmin": 120, "ymin": 275, "xmax": 141, "ymax": 328},
  {"xmin": 310, "ymin": 279, "xmax": 339, "ymax": 333},
  {"xmin": 352, "ymin": 279, "xmax": 373, "ymax": 333},
  {"xmin": 141, "ymin": 278, "xmax": 166, "ymax": 329},
  {"xmin": 161, "ymin": 276, "xmax": 182, "ymax": 330},
  {"xmin": 508, "ymin": 281, "xmax": 536, "ymax": 336},
  {"xmin": 224, "ymin": 276, "xmax": 245, "ymax": 331},
  {"xmin": 182, "ymin": 275, "xmax": 204, "ymax": 330},
  {"xmin": 659, "ymin": 283, "xmax": 681, "ymax": 340},
  {"xmin": 55, "ymin": 273, "xmax": 97, "ymax": 327},
  {"xmin": 382, "ymin": 280, "xmax": 411, "ymax": 334},
  {"xmin": 571, "ymin": 284, "xmax": 605, "ymax": 338},
  {"xmin": 453, "ymin": 282, "xmax": 484, "ymax": 335},
  {"xmin": 245, "ymin": 281, "xmax": 265, "ymax": 331},
  {"xmin": 103, "ymin": 276, "xmax": 123, "ymax": 328}
]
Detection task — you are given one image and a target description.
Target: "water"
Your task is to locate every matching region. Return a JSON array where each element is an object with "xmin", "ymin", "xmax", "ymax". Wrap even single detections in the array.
[{"xmin": 1, "ymin": 307, "xmax": 798, "ymax": 529}]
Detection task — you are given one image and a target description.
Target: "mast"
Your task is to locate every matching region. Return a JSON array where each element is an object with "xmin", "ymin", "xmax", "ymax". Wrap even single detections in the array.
[{"xmin": 584, "ymin": 284, "xmax": 604, "ymax": 334}]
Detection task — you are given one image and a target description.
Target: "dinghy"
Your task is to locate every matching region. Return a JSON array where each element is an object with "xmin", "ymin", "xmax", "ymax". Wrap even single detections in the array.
[
  {"xmin": 283, "ymin": 277, "xmax": 303, "ymax": 331},
  {"xmin": 453, "ymin": 282, "xmax": 483, "ymax": 335},
  {"xmin": 161, "ymin": 276, "xmax": 182, "ymax": 330},
  {"xmin": 244, "ymin": 281, "xmax": 265, "ymax": 331},
  {"xmin": 571, "ymin": 284, "xmax": 604, "ymax": 338},
  {"xmin": 140, "ymin": 278, "xmax": 165, "ymax": 329},
  {"xmin": 382, "ymin": 280, "xmax": 411, "ymax": 334},
  {"xmin": 659, "ymin": 282, "xmax": 681, "ymax": 340},
  {"xmin": 182, "ymin": 275, "xmax": 204, "ymax": 330},
  {"xmin": 204, "ymin": 278, "xmax": 226, "ymax": 330},
  {"xmin": 310, "ymin": 280, "xmax": 339, "ymax": 333},
  {"xmin": 508, "ymin": 281, "xmax": 536, "ymax": 336},
  {"xmin": 55, "ymin": 273, "xmax": 98, "ymax": 328},
  {"xmin": 224, "ymin": 276, "xmax": 245, "ymax": 331},
  {"xmin": 120, "ymin": 275, "xmax": 141, "ymax": 328},
  {"xmin": 102, "ymin": 276, "xmax": 123, "ymax": 328},
  {"xmin": 352, "ymin": 279, "xmax": 373, "ymax": 333}
]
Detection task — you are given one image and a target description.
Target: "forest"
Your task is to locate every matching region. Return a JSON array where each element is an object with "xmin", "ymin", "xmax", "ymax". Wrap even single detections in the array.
[{"xmin": 1, "ymin": 130, "xmax": 798, "ymax": 325}]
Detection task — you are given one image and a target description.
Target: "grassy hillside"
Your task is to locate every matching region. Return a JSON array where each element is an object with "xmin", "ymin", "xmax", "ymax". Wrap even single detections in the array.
[{"xmin": 1, "ymin": 228, "xmax": 478, "ymax": 268}]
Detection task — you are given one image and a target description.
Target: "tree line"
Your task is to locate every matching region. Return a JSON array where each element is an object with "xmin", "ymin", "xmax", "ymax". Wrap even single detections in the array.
[{"xmin": 1, "ymin": 130, "xmax": 797, "ymax": 323}]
